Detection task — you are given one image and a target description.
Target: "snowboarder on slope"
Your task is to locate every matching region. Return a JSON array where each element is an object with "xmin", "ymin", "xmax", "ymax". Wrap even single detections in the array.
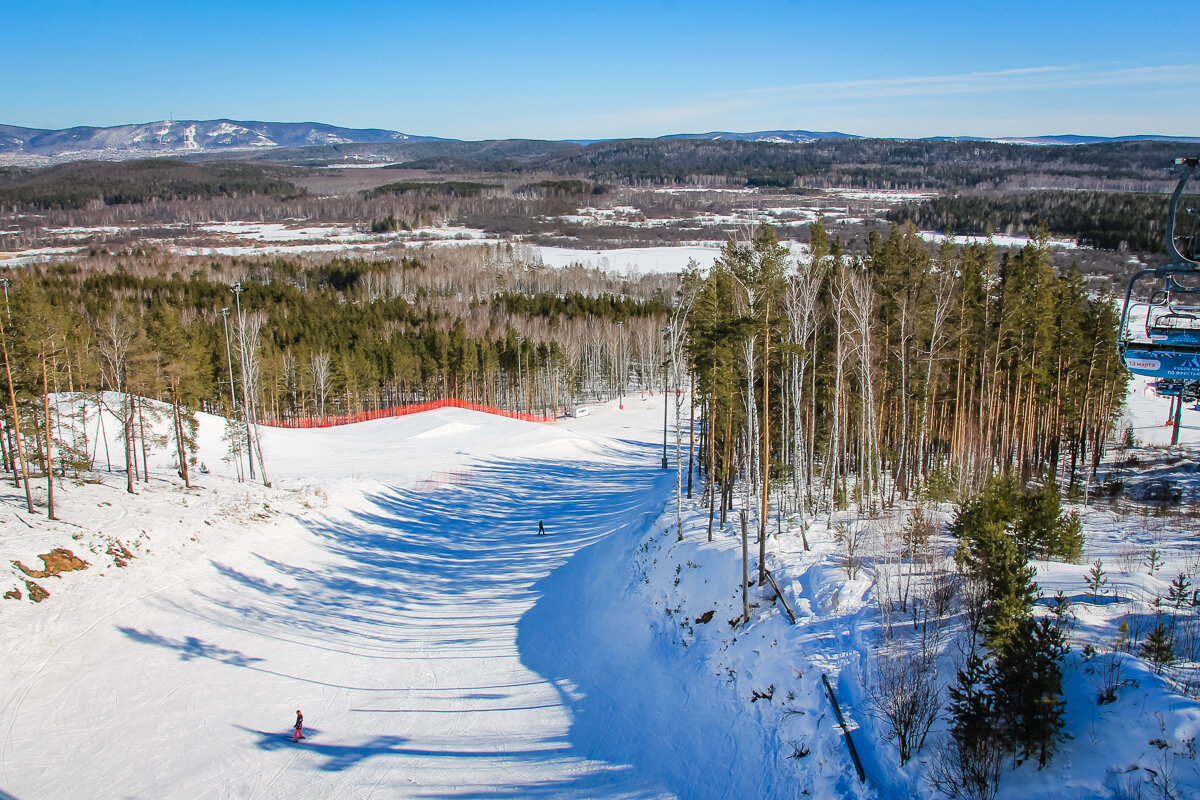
[
  {"xmin": 293, "ymin": 710, "xmax": 305, "ymax": 742},
  {"xmin": 538, "ymin": 520, "xmax": 545, "ymax": 535}
]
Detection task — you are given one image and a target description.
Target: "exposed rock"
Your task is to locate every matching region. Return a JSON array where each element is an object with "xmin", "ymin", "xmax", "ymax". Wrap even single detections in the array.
[
  {"xmin": 4, "ymin": 587, "xmax": 21, "ymax": 600},
  {"xmin": 12, "ymin": 548, "xmax": 89, "ymax": 579}
]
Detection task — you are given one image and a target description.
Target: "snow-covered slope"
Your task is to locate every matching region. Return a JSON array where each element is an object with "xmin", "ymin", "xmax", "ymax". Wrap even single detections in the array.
[
  {"xmin": 0, "ymin": 120, "xmax": 444, "ymax": 165},
  {"xmin": 659, "ymin": 129, "xmax": 859, "ymax": 143},
  {"xmin": 2, "ymin": 397, "xmax": 784, "ymax": 799},
  {"xmin": 2, "ymin": 375, "xmax": 1200, "ymax": 799}
]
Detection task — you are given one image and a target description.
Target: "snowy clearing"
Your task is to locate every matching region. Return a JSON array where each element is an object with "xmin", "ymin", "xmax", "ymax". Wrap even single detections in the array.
[{"xmin": 535, "ymin": 241, "xmax": 811, "ymax": 276}]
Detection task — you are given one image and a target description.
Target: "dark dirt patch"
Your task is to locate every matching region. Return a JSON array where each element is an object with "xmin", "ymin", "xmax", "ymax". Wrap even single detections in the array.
[
  {"xmin": 107, "ymin": 541, "xmax": 133, "ymax": 567},
  {"xmin": 695, "ymin": 609, "xmax": 715, "ymax": 624},
  {"xmin": 24, "ymin": 580, "xmax": 48, "ymax": 602},
  {"xmin": 13, "ymin": 548, "xmax": 89, "ymax": 578},
  {"xmin": 4, "ymin": 586, "xmax": 21, "ymax": 600}
]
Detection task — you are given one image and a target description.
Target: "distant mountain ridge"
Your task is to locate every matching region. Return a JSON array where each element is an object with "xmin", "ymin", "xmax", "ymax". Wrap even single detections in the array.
[
  {"xmin": 927, "ymin": 133, "xmax": 1200, "ymax": 145},
  {"xmin": 665, "ymin": 130, "xmax": 1200, "ymax": 146},
  {"xmin": 0, "ymin": 120, "xmax": 447, "ymax": 165},
  {"xmin": 1, "ymin": 120, "xmax": 1197, "ymax": 166},
  {"xmin": 659, "ymin": 130, "xmax": 860, "ymax": 143}
]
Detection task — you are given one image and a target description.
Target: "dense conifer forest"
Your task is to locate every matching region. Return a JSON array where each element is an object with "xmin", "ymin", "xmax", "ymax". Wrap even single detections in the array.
[
  {"xmin": 887, "ymin": 190, "xmax": 1174, "ymax": 251},
  {"xmin": 0, "ymin": 160, "xmax": 305, "ymax": 210},
  {"xmin": 0, "ymin": 216, "xmax": 1124, "ymax": 519}
]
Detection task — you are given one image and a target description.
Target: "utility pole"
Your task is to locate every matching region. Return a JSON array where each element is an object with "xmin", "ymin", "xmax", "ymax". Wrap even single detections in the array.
[
  {"xmin": 516, "ymin": 336, "xmax": 524, "ymax": 415},
  {"xmin": 617, "ymin": 320, "xmax": 624, "ymax": 410},
  {"xmin": 231, "ymin": 283, "xmax": 255, "ymax": 481},
  {"xmin": 220, "ymin": 308, "xmax": 244, "ymax": 482}
]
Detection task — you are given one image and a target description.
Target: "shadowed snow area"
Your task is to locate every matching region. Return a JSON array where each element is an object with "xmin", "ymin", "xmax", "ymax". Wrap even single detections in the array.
[{"xmin": 0, "ymin": 401, "xmax": 782, "ymax": 799}]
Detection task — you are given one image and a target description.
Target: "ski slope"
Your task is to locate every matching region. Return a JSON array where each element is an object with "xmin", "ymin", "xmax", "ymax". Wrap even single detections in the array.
[
  {"xmin": 0, "ymin": 398, "xmax": 798, "ymax": 799},
  {"xmin": 3, "ymin": 374, "xmax": 1200, "ymax": 799}
]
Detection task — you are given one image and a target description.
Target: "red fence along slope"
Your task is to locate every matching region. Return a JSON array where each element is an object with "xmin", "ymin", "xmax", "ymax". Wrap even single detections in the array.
[{"xmin": 260, "ymin": 398, "xmax": 557, "ymax": 429}]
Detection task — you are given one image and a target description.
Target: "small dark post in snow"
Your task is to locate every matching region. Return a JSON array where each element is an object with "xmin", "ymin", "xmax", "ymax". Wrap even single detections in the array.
[
  {"xmin": 822, "ymin": 673, "xmax": 867, "ymax": 783},
  {"xmin": 763, "ymin": 568, "xmax": 796, "ymax": 624}
]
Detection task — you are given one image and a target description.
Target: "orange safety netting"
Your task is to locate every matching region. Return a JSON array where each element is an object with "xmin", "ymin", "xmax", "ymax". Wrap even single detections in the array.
[{"xmin": 259, "ymin": 398, "xmax": 557, "ymax": 429}]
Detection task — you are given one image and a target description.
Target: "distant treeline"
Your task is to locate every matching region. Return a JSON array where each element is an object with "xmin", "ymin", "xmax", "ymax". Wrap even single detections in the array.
[
  {"xmin": 0, "ymin": 159, "xmax": 305, "ymax": 210},
  {"xmin": 518, "ymin": 179, "xmax": 609, "ymax": 196},
  {"xmin": 367, "ymin": 180, "xmax": 501, "ymax": 199},
  {"xmin": 887, "ymin": 191, "xmax": 1174, "ymax": 252},
  {"xmin": 491, "ymin": 291, "xmax": 668, "ymax": 321},
  {"xmin": 214, "ymin": 137, "xmax": 1190, "ymax": 190},
  {"xmin": 538, "ymin": 139, "xmax": 1184, "ymax": 190}
]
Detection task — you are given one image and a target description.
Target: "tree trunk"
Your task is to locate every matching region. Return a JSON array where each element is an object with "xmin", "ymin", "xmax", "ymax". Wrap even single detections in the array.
[
  {"xmin": 1, "ymin": 324, "xmax": 34, "ymax": 512},
  {"xmin": 41, "ymin": 353, "xmax": 57, "ymax": 519}
]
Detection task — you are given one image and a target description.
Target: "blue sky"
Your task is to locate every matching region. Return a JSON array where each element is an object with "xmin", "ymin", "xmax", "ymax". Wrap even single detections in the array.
[{"xmin": 5, "ymin": 0, "xmax": 1198, "ymax": 139}]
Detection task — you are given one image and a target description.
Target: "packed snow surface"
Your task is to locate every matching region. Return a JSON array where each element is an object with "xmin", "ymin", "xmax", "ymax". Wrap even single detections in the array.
[
  {"xmin": 535, "ymin": 241, "xmax": 810, "ymax": 275},
  {"xmin": 0, "ymin": 398, "xmax": 796, "ymax": 799}
]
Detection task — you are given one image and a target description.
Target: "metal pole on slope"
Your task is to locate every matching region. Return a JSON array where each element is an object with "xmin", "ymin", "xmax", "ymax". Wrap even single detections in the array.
[
  {"xmin": 516, "ymin": 336, "xmax": 524, "ymax": 415},
  {"xmin": 231, "ymin": 283, "xmax": 255, "ymax": 481},
  {"xmin": 1173, "ymin": 389, "xmax": 1184, "ymax": 446},
  {"xmin": 617, "ymin": 320, "xmax": 624, "ymax": 410},
  {"xmin": 221, "ymin": 308, "xmax": 244, "ymax": 482}
]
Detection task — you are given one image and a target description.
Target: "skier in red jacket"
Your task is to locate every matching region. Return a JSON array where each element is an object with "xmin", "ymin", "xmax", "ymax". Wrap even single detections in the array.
[{"xmin": 293, "ymin": 710, "xmax": 305, "ymax": 742}]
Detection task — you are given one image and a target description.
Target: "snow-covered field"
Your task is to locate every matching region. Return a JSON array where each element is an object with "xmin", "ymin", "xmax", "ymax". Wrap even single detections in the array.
[
  {"xmin": 917, "ymin": 231, "xmax": 1082, "ymax": 250},
  {"xmin": 2, "ymin": 374, "xmax": 1199, "ymax": 799},
  {"xmin": 536, "ymin": 241, "xmax": 811, "ymax": 276}
]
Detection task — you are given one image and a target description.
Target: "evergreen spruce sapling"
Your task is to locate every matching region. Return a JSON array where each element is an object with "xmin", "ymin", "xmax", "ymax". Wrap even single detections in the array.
[
  {"xmin": 1141, "ymin": 621, "xmax": 1175, "ymax": 674},
  {"xmin": 944, "ymin": 649, "xmax": 1004, "ymax": 800},
  {"xmin": 992, "ymin": 616, "xmax": 1070, "ymax": 768},
  {"xmin": 1167, "ymin": 573, "xmax": 1192, "ymax": 610},
  {"xmin": 1013, "ymin": 481, "xmax": 1083, "ymax": 563}
]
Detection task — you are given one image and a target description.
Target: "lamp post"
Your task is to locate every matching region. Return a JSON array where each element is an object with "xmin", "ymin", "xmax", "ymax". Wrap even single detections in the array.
[
  {"xmin": 220, "ymin": 308, "xmax": 244, "ymax": 482},
  {"xmin": 516, "ymin": 336, "xmax": 524, "ymax": 415},
  {"xmin": 662, "ymin": 325, "xmax": 670, "ymax": 470},
  {"xmin": 231, "ymin": 283, "xmax": 255, "ymax": 481},
  {"xmin": 617, "ymin": 320, "xmax": 624, "ymax": 410}
]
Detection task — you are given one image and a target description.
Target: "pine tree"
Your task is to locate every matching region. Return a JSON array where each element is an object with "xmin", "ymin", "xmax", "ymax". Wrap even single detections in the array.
[
  {"xmin": 945, "ymin": 649, "xmax": 1004, "ymax": 799},
  {"xmin": 1086, "ymin": 559, "xmax": 1108, "ymax": 600},
  {"xmin": 1013, "ymin": 481, "xmax": 1082, "ymax": 562},
  {"xmin": 1141, "ymin": 621, "xmax": 1175, "ymax": 673},
  {"xmin": 993, "ymin": 615, "xmax": 1069, "ymax": 768},
  {"xmin": 1167, "ymin": 573, "xmax": 1192, "ymax": 610}
]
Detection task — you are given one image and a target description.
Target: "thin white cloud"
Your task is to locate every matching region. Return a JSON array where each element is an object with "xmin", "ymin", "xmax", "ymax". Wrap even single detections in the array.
[
  {"xmin": 745, "ymin": 64, "xmax": 1200, "ymax": 101},
  {"xmin": 554, "ymin": 63, "xmax": 1200, "ymax": 139}
]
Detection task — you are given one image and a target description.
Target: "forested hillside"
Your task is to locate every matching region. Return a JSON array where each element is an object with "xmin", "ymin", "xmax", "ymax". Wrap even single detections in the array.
[
  {"xmin": 684, "ymin": 222, "xmax": 1124, "ymax": 525},
  {"xmin": 0, "ymin": 159, "xmax": 305, "ymax": 210},
  {"xmin": 0, "ymin": 219, "xmax": 1123, "ymax": 517},
  {"xmin": 887, "ymin": 190, "xmax": 1173, "ymax": 251}
]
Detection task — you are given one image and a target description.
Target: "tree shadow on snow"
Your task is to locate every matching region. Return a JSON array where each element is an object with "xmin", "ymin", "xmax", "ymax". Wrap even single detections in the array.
[
  {"xmin": 237, "ymin": 725, "xmax": 410, "ymax": 772},
  {"xmin": 120, "ymin": 441, "xmax": 766, "ymax": 796}
]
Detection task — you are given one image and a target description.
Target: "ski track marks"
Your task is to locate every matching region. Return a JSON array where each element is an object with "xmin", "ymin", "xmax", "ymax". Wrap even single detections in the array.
[{"xmin": 0, "ymin": 423, "xmax": 726, "ymax": 799}]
